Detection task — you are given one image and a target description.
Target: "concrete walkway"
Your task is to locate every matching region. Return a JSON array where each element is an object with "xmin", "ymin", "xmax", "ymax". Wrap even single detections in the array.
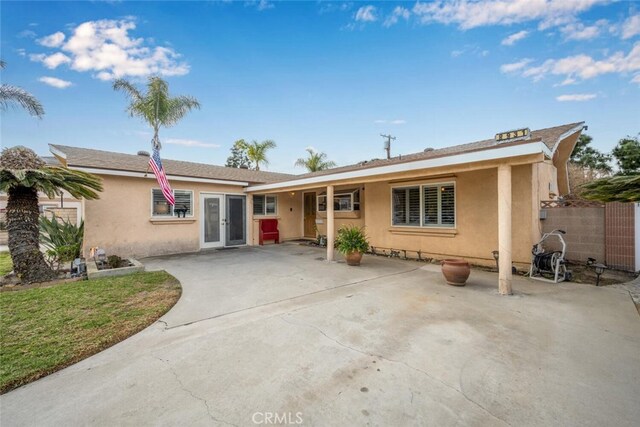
[{"xmin": 1, "ymin": 243, "xmax": 639, "ymax": 426}]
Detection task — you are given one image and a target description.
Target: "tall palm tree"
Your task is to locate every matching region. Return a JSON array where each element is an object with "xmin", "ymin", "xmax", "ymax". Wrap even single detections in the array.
[
  {"xmin": 0, "ymin": 147, "xmax": 102, "ymax": 283},
  {"xmin": 245, "ymin": 139, "xmax": 277, "ymax": 171},
  {"xmin": 295, "ymin": 148, "xmax": 337, "ymax": 172},
  {"xmin": 113, "ymin": 76, "xmax": 200, "ymax": 149},
  {"xmin": 0, "ymin": 60, "xmax": 45, "ymax": 118}
]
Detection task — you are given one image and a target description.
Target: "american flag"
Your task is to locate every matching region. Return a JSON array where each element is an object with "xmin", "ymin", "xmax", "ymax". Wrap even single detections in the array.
[{"xmin": 149, "ymin": 147, "xmax": 175, "ymax": 205}]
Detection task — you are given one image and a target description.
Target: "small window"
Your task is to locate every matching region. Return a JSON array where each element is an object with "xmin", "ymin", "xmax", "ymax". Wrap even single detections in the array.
[
  {"xmin": 392, "ymin": 187, "xmax": 420, "ymax": 226},
  {"xmin": 253, "ymin": 195, "xmax": 277, "ymax": 215},
  {"xmin": 152, "ymin": 189, "xmax": 193, "ymax": 217},
  {"xmin": 318, "ymin": 189, "xmax": 360, "ymax": 212}
]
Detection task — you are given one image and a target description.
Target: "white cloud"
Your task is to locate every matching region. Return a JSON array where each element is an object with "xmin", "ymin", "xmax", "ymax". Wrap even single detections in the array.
[
  {"xmin": 501, "ymin": 30, "xmax": 529, "ymax": 46},
  {"xmin": 560, "ymin": 19, "xmax": 607, "ymax": 41},
  {"xmin": 355, "ymin": 5, "xmax": 377, "ymax": 22},
  {"xmin": 516, "ymin": 42, "xmax": 640, "ymax": 84},
  {"xmin": 18, "ymin": 29, "xmax": 37, "ymax": 39},
  {"xmin": 256, "ymin": 0, "xmax": 274, "ymax": 11},
  {"xmin": 412, "ymin": 0, "xmax": 606, "ymax": 30},
  {"xmin": 30, "ymin": 52, "xmax": 72, "ymax": 69},
  {"xmin": 500, "ymin": 58, "xmax": 533, "ymax": 73},
  {"xmin": 384, "ymin": 6, "xmax": 411, "ymax": 27},
  {"xmin": 556, "ymin": 93, "xmax": 597, "ymax": 102},
  {"xmin": 632, "ymin": 74, "xmax": 640, "ymax": 84},
  {"xmin": 622, "ymin": 14, "xmax": 640, "ymax": 39},
  {"xmin": 374, "ymin": 119, "xmax": 406, "ymax": 125},
  {"xmin": 38, "ymin": 76, "xmax": 73, "ymax": 88},
  {"xmin": 29, "ymin": 18, "xmax": 189, "ymax": 81},
  {"xmin": 164, "ymin": 138, "xmax": 220, "ymax": 148},
  {"xmin": 37, "ymin": 31, "xmax": 65, "ymax": 48},
  {"xmin": 451, "ymin": 49, "xmax": 464, "ymax": 57}
]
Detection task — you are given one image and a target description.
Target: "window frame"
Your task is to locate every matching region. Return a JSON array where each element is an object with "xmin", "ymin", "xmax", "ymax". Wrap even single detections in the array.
[
  {"xmin": 317, "ymin": 189, "xmax": 360, "ymax": 213},
  {"xmin": 253, "ymin": 194, "xmax": 278, "ymax": 216},
  {"xmin": 390, "ymin": 181, "xmax": 456, "ymax": 228},
  {"xmin": 151, "ymin": 188, "xmax": 194, "ymax": 218}
]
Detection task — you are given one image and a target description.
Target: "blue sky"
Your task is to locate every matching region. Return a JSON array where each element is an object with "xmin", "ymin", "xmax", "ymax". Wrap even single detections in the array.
[{"xmin": 1, "ymin": 0, "xmax": 639, "ymax": 173}]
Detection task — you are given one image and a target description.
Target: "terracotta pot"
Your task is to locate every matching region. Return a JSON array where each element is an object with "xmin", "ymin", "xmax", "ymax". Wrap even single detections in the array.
[
  {"xmin": 441, "ymin": 259, "xmax": 470, "ymax": 286},
  {"xmin": 345, "ymin": 251, "xmax": 363, "ymax": 266}
]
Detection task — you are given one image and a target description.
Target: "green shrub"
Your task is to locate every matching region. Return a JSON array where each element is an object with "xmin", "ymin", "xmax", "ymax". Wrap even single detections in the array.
[
  {"xmin": 39, "ymin": 217, "xmax": 84, "ymax": 269},
  {"xmin": 335, "ymin": 225, "xmax": 369, "ymax": 255}
]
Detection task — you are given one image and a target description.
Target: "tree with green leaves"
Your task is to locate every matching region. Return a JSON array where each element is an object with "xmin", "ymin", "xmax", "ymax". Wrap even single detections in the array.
[
  {"xmin": 0, "ymin": 60, "xmax": 45, "ymax": 118},
  {"xmin": 245, "ymin": 139, "xmax": 277, "ymax": 171},
  {"xmin": 113, "ymin": 76, "xmax": 200, "ymax": 149},
  {"xmin": 225, "ymin": 139, "xmax": 253, "ymax": 169},
  {"xmin": 611, "ymin": 135, "xmax": 640, "ymax": 175},
  {"xmin": 295, "ymin": 148, "xmax": 337, "ymax": 172},
  {"xmin": 570, "ymin": 134, "xmax": 612, "ymax": 176},
  {"xmin": 0, "ymin": 147, "xmax": 102, "ymax": 283}
]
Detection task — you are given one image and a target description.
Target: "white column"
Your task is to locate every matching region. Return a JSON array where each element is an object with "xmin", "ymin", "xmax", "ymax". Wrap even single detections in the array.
[
  {"xmin": 327, "ymin": 185, "xmax": 335, "ymax": 262},
  {"xmin": 498, "ymin": 165, "xmax": 513, "ymax": 295}
]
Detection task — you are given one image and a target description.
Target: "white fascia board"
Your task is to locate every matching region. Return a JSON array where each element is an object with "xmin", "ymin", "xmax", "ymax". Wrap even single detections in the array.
[
  {"xmin": 48, "ymin": 145, "xmax": 67, "ymax": 160},
  {"xmin": 550, "ymin": 123, "xmax": 585, "ymax": 155},
  {"xmin": 69, "ymin": 166, "xmax": 249, "ymax": 187},
  {"xmin": 247, "ymin": 142, "xmax": 550, "ymax": 193}
]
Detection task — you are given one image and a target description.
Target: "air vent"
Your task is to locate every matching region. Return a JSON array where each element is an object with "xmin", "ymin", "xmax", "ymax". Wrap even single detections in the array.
[{"xmin": 137, "ymin": 150, "xmax": 150, "ymax": 156}]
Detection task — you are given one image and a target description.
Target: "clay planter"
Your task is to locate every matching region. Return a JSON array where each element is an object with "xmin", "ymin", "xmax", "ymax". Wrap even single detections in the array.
[
  {"xmin": 345, "ymin": 251, "xmax": 363, "ymax": 266},
  {"xmin": 441, "ymin": 259, "xmax": 471, "ymax": 286}
]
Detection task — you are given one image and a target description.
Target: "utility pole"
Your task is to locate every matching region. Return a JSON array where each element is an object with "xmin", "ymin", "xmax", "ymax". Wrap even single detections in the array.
[{"xmin": 380, "ymin": 134, "xmax": 396, "ymax": 159}]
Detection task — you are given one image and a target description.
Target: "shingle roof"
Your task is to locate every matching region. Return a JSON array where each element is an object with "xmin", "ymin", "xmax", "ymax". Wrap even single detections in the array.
[
  {"xmin": 292, "ymin": 122, "xmax": 584, "ymax": 180},
  {"xmin": 50, "ymin": 122, "xmax": 583, "ymax": 186},
  {"xmin": 49, "ymin": 145, "xmax": 295, "ymax": 184}
]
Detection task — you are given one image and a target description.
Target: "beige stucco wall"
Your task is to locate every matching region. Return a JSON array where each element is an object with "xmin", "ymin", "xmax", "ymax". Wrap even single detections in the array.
[
  {"xmin": 249, "ymin": 165, "xmax": 540, "ymax": 267},
  {"xmin": 250, "ymin": 192, "xmax": 303, "ymax": 245},
  {"xmin": 83, "ymin": 175, "xmax": 246, "ymax": 258},
  {"xmin": 361, "ymin": 166, "xmax": 534, "ymax": 266}
]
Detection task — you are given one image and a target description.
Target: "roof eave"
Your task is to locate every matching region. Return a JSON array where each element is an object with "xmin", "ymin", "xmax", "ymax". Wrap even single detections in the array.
[{"xmin": 246, "ymin": 141, "xmax": 551, "ymax": 192}]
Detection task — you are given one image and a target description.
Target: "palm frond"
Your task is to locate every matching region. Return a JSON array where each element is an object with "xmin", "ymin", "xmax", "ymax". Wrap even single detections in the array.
[
  {"xmin": 0, "ymin": 84, "xmax": 45, "ymax": 117},
  {"xmin": 113, "ymin": 79, "xmax": 144, "ymax": 103}
]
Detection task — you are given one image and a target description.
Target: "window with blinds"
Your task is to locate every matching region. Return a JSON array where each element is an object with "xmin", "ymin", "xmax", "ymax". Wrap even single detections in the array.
[
  {"xmin": 152, "ymin": 189, "xmax": 193, "ymax": 217},
  {"xmin": 392, "ymin": 182, "xmax": 455, "ymax": 228},
  {"xmin": 317, "ymin": 189, "xmax": 360, "ymax": 212},
  {"xmin": 392, "ymin": 187, "xmax": 420, "ymax": 226},
  {"xmin": 253, "ymin": 195, "xmax": 277, "ymax": 215}
]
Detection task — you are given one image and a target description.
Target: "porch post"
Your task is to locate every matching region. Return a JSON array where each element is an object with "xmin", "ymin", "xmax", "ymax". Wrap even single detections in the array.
[
  {"xmin": 327, "ymin": 184, "xmax": 335, "ymax": 261},
  {"xmin": 498, "ymin": 164, "xmax": 513, "ymax": 295}
]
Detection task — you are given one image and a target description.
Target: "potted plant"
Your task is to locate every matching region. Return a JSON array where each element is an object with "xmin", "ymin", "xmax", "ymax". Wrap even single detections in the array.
[
  {"xmin": 441, "ymin": 258, "xmax": 471, "ymax": 286},
  {"xmin": 335, "ymin": 225, "xmax": 369, "ymax": 266}
]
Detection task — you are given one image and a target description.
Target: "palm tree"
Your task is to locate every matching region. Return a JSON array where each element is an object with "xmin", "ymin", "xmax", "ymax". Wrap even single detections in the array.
[
  {"xmin": 0, "ymin": 147, "xmax": 102, "ymax": 283},
  {"xmin": 245, "ymin": 139, "xmax": 277, "ymax": 171},
  {"xmin": 295, "ymin": 148, "xmax": 337, "ymax": 172},
  {"xmin": 113, "ymin": 76, "xmax": 200, "ymax": 149},
  {"xmin": 0, "ymin": 60, "xmax": 45, "ymax": 118}
]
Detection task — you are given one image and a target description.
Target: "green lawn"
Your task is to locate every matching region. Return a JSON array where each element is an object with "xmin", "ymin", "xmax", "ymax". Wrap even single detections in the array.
[
  {"xmin": 0, "ymin": 271, "xmax": 181, "ymax": 393},
  {"xmin": 0, "ymin": 252, "xmax": 12, "ymax": 276}
]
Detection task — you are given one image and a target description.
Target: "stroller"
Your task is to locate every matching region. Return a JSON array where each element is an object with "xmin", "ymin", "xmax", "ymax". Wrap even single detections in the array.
[{"xmin": 529, "ymin": 229, "xmax": 572, "ymax": 283}]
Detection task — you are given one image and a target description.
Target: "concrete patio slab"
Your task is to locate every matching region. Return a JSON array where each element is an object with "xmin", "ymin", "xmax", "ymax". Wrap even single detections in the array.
[{"xmin": 1, "ymin": 243, "xmax": 639, "ymax": 426}]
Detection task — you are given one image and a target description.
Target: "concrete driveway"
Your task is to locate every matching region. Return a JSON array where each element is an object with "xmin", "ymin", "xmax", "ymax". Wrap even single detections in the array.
[{"xmin": 1, "ymin": 243, "xmax": 639, "ymax": 426}]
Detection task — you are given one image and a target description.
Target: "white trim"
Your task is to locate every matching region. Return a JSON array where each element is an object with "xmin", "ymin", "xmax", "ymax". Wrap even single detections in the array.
[
  {"xmin": 390, "ymin": 181, "xmax": 457, "ymax": 229},
  {"xmin": 200, "ymin": 193, "xmax": 225, "ymax": 249},
  {"xmin": 549, "ymin": 123, "xmax": 585, "ymax": 155},
  {"xmin": 246, "ymin": 142, "xmax": 550, "ymax": 192},
  {"xmin": 69, "ymin": 166, "xmax": 250, "ymax": 186},
  {"xmin": 150, "ymin": 188, "xmax": 195, "ymax": 218},
  {"xmin": 252, "ymin": 194, "xmax": 278, "ymax": 216},
  {"xmin": 48, "ymin": 145, "xmax": 67, "ymax": 161}
]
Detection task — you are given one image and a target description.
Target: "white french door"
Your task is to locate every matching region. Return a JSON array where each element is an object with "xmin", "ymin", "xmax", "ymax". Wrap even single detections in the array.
[{"xmin": 201, "ymin": 195, "xmax": 224, "ymax": 248}]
